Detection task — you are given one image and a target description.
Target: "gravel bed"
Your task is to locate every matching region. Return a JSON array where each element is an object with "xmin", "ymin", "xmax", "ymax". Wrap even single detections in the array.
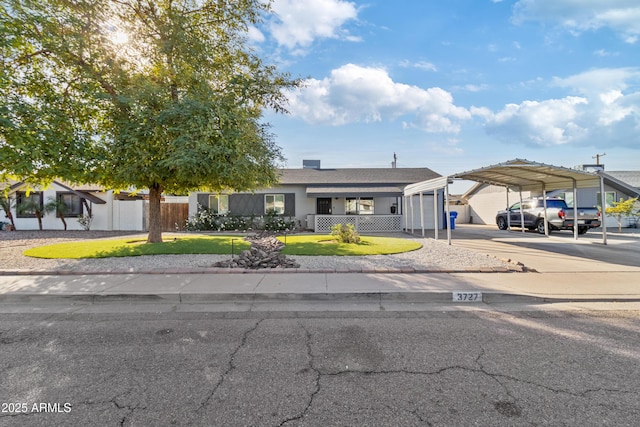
[{"xmin": 0, "ymin": 230, "xmax": 513, "ymax": 272}]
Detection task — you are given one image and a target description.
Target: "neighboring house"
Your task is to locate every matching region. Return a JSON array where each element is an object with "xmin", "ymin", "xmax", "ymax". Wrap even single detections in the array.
[
  {"xmin": 4, "ymin": 181, "xmax": 147, "ymax": 231},
  {"xmin": 189, "ymin": 161, "xmax": 443, "ymax": 232},
  {"xmin": 463, "ymin": 167, "xmax": 640, "ymax": 228}
]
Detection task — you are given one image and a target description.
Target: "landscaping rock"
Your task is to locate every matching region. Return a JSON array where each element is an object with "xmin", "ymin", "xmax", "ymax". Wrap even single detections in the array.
[{"xmin": 213, "ymin": 233, "xmax": 300, "ymax": 269}]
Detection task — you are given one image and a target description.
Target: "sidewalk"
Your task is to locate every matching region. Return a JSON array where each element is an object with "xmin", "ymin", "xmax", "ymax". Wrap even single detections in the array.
[
  {"xmin": 1, "ymin": 224, "xmax": 639, "ymax": 305},
  {"xmin": 1, "ymin": 270, "xmax": 640, "ymax": 305}
]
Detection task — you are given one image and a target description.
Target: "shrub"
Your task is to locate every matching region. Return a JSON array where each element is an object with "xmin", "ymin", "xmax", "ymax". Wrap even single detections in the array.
[
  {"xmin": 185, "ymin": 206, "xmax": 296, "ymax": 232},
  {"xmin": 263, "ymin": 210, "xmax": 295, "ymax": 232},
  {"xmin": 77, "ymin": 214, "xmax": 93, "ymax": 231},
  {"xmin": 330, "ymin": 223, "xmax": 361, "ymax": 244},
  {"xmin": 219, "ymin": 214, "xmax": 249, "ymax": 231},
  {"xmin": 184, "ymin": 204, "xmax": 220, "ymax": 231}
]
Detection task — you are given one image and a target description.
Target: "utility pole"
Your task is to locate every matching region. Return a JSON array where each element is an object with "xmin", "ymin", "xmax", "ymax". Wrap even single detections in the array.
[
  {"xmin": 391, "ymin": 152, "xmax": 398, "ymax": 168},
  {"xmin": 592, "ymin": 152, "xmax": 606, "ymax": 165}
]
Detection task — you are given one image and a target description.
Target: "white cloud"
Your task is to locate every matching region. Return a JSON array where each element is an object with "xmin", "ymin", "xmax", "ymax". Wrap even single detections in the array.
[
  {"xmin": 427, "ymin": 138, "xmax": 464, "ymax": 155},
  {"xmin": 465, "ymin": 84, "xmax": 489, "ymax": 92},
  {"xmin": 552, "ymin": 67, "xmax": 640, "ymax": 94},
  {"xmin": 485, "ymin": 68, "xmax": 640, "ymax": 148},
  {"xmin": 246, "ymin": 26, "xmax": 265, "ymax": 43},
  {"xmin": 452, "ymin": 84, "xmax": 490, "ymax": 93},
  {"xmin": 268, "ymin": 0, "xmax": 359, "ymax": 51},
  {"xmin": 486, "ymin": 97, "xmax": 589, "ymax": 146},
  {"xmin": 286, "ymin": 64, "xmax": 471, "ymax": 133},
  {"xmin": 400, "ymin": 60, "xmax": 437, "ymax": 72},
  {"xmin": 512, "ymin": 0, "xmax": 640, "ymax": 43},
  {"xmin": 593, "ymin": 49, "xmax": 619, "ymax": 57}
]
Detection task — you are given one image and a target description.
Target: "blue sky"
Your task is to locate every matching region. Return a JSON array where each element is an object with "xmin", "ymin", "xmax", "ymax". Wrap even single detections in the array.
[{"xmin": 250, "ymin": 0, "xmax": 639, "ymax": 180}]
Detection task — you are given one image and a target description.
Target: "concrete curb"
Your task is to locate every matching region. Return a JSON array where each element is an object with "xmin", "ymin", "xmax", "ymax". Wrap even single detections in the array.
[
  {"xmin": 2, "ymin": 291, "xmax": 639, "ymax": 305},
  {"xmin": 0, "ymin": 264, "xmax": 529, "ymax": 276}
]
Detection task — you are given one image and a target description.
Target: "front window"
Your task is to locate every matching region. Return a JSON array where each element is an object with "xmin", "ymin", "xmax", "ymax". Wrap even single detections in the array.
[
  {"xmin": 346, "ymin": 198, "xmax": 374, "ymax": 215},
  {"xmin": 57, "ymin": 193, "xmax": 83, "ymax": 216},
  {"xmin": 208, "ymin": 194, "xmax": 229, "ymax": 215},
  {"xmin": 265, "ymin": 194, "xmax": 285, "ymax": 214},
  {"xmin": 16, "ymin": 192, "xmax": 43, "ymax": 218},
  {"xmin": 596, "ymin": 192, "xmax": 616, "ymax": 209}
]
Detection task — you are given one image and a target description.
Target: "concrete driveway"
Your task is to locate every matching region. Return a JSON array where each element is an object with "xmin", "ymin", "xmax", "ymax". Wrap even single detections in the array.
[{"xmin": 440, "ymin": 224, "xmax": 640, "ymax": 273}]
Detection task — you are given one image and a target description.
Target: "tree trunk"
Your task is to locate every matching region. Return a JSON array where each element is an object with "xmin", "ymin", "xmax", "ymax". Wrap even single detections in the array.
[
  {"xmin": 36, "ymin": 213, "xmax": 43, "ymax": 230},
  {"xmin": 59, "ymin": 214, "xmax": 67, "ymax": 231},
  {"xmin": 6, "ymin": 211, "xmax": 16, "ymax": 230},
  {"xmin": 147, "ymin": 184, "xmax": 163, "ymax": 243}
]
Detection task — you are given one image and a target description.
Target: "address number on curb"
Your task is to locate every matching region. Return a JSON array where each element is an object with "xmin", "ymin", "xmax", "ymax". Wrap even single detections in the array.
[{"xmin": 453, "ymin": 292, "xmax": 482, "ymax": 302}]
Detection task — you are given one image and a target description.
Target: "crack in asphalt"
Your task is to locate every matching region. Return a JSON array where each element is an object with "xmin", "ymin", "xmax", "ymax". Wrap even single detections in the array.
[
  {"xmin": 197, "ymin": 319, "xmax": 264, "ymax": 414},
  {"xmin": 76, "ymin": 388, "xmax": 147, "ymax": 427},
  {"xmin": 474, "ymin": 346, "xmax": 530, "ymax": 423},
  {"xmin": 278, "ymin": 321, "xmax": 321, "ymax": 426}
]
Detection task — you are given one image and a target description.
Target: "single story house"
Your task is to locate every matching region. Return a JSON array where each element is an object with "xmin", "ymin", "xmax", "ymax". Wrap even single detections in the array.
[
  {"xmin": 189, "ymin": 161, "xmax": 444, "ymax": 232},
  {"xmin": 462, "ymin": 166, "xmax": 640, "ymax": 228},
  {"xmin": 3, "ymin": 180, "xmax": 147, "ymax": 231}
]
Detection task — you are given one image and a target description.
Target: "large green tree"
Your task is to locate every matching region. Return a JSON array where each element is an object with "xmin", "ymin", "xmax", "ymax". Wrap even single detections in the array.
[{"xmin": 1, "ymin": 0, "xmax": 297, "ymax": 242}]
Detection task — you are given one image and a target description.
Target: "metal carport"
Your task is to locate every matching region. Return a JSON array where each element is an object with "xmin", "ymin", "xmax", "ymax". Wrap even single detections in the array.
[{"xmin": 404, "ymin": 159, "xmax": 608, "ymax": 245}]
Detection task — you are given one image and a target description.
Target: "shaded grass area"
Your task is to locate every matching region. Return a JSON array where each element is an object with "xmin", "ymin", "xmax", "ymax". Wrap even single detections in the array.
[
  {"xmin": 23, "ymin": 235, "xmax": 251, "ymax": 259},
  {"xmin": 278, "ymin": 235, "xmax": 422, "ymax": 256}
]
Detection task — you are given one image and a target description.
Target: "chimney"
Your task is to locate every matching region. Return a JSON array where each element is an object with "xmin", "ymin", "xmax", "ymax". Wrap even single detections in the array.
[{"xmin": 303, "ymin": 160, "xmax": 321, "ymax": 170}]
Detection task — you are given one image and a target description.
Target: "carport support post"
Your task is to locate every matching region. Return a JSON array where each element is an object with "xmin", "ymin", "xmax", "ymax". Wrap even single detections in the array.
[
  {"xmin": 543, "ymin": 185, "xmax": 549, "ymax": 236},
  {"xmin": 519, "ymin": 187, "xmax": 525, "ymax": 233},
  {"xmin": 599, "ymin": 173, "xmax": 608, "ymax": 245},
  {"xmin": 433, "ymin": 189, "xmax": 439, "ymax": 240},
  {"xmin": 446, "ymin": 182, "xmax": 452, "ymax": 244},
  {"xmin": 573, "ymin": 181, "xmax": 578, "ymax": 240},
  {"xmin": 410, "ymin": 194, "xmax": 415, "ymax": 235},
  {"xmin": 419, "ymin": 191, "xmax": 425, "ymax": 237},
  {"xmin": 506, "ymin": 187, "xmax": 511, "ymax": 230},
  {"xmin": 403, "ymin": 196, "xmax": 408, "ymax": 232}
]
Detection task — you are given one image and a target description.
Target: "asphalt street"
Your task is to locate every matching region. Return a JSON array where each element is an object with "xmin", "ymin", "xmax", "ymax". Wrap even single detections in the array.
[{"xmin": 1, "ymin": 309, "xmax": 639, "ymax": 426}]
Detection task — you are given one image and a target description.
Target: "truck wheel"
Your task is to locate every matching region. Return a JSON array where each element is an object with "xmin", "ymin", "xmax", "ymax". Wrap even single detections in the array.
[
  {"xmin": 536, "ymin": 219, "xmax": 549, "ymax": 234},
  {"xmin": 497, "ymin": 217, "xmax": 507, "ymax": 230},
  {"xmin": 578, "ymin": 227, "xmax": 588, "ymax": 235}
]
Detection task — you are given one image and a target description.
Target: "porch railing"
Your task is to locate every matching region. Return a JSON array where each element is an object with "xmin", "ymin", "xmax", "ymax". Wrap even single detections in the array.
[{"xmin": 313, "ymin": 214, "xmax": 402, "ymax": 233}]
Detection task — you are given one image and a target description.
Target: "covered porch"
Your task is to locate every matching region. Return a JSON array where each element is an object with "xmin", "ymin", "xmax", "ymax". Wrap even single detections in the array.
[
  {"xmin": 308, "ymin": 214, "xmax": 403, "ymax": 232},
  {"xmin": 305, "ymin": 185, "xmax": 404, "ymax": 232}
]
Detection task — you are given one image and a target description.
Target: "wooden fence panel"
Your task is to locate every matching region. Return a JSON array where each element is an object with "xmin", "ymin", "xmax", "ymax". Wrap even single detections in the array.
[{"xmin": 161, "ymin": 203, "xmax": 189, "ymax": 231}]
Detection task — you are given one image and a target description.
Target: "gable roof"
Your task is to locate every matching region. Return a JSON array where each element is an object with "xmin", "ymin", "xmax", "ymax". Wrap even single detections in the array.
[
  {"xmin": 279, "ymin": 167, "xmax": 440, "ymax": 185},
  {"xmin": 6, "ymin": 180, "xmax": 107, "ymax": 204},
  {"xmin": 606, "ymin": 171, "xmax": 640, "ymax": 190}
]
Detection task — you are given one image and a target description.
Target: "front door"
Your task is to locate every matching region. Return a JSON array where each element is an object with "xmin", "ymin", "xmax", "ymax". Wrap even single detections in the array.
[{"xmin": 316, "ymin": 198, "xmax": 332, "ymax": 214}]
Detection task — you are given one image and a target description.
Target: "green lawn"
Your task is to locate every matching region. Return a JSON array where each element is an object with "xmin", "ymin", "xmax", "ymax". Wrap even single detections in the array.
[
  {"xmin": 23, "ymin": 235, "xmax": 251, "ymax": 259},
  {"xmin": 278, "ymin": 235, "xmax": 422, "ymax": 256}
]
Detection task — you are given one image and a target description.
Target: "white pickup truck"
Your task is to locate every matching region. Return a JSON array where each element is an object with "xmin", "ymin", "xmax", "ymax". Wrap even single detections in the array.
[{"xmin": 496, "ymin": 198, "xmax": 601, "ymax": 235}]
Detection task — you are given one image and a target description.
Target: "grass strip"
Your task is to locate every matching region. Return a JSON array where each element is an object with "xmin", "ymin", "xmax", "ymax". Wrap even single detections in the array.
[
  {"xmin": 23, "ymin": 235, "xmax": 251, "ymax": 259},
  {"xmin": 278, "ymin": 235, "xmax": 422, "ymax": 256}
]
